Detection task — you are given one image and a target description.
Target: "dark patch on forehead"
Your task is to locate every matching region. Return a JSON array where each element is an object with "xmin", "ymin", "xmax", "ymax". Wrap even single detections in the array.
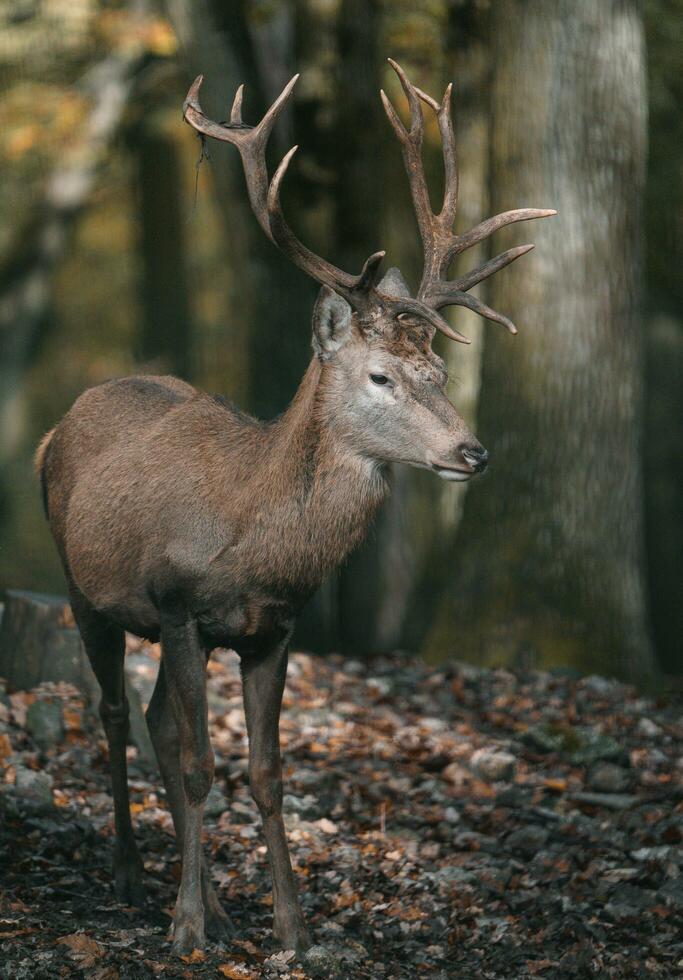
[{"xmin": 366, "ymin": 319, "xmax": 448, "ymax": 388}]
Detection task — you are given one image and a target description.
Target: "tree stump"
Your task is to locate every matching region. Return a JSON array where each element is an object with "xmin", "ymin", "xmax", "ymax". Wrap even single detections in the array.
[
  {"xmin": 0, "ymin": 591, "xmax": 98, "ymax": 700},
  {"xmin": 0, "ymin": 590, "xmax": 155, "ymax": 763}
]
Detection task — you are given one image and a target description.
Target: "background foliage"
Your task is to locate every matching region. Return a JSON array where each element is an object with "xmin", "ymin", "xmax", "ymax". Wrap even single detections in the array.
[{"xmin": 0, "ymin": 0, "xmax": 680, "ymax": 680}]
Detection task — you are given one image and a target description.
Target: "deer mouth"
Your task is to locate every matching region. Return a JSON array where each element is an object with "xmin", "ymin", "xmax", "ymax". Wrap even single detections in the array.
[{"xmin": 430, "ymin": 463, "xmax": 473, "ymax": 482}]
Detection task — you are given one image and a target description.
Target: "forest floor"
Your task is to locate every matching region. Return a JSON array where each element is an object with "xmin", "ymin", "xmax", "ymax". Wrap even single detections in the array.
[{"xmin": 1, "ymin": 644, "xmax": 682, "ymax": 980}]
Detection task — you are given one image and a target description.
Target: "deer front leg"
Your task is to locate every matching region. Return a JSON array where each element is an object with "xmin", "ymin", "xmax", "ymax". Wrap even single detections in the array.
[
  {"xmin": 160, "ymin": 614, "xmax": 213, "ymax": 955},
  {"xmin": 241, "ymin": 638, "xmax": 310, "ymax": 953}
]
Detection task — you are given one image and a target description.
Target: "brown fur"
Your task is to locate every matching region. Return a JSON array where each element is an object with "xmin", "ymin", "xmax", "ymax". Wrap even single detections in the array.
[
  {"xmin": 34, "ymin": 427, "xmax": 55, "ymax": 476},
  {"xmin": 40, "ymin": 360, "xmax": 393, "ymax": 649}
]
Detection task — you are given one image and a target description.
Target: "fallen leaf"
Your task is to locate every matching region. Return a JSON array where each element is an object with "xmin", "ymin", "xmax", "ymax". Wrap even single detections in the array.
[
  {"xmin": 526, "ymin": 960, "xmax": 554, "ymax": 974},
  {"xmin": 180, "ymin": 948, "xmax": 206, "ymax": 964},
  {"xmin": 264, "ymin": 949, "xmax": 296, "ymax": 967},
  {"xmin": 543, "ymin": 778, "xmax": 567, "ymax": 792},
  {"xmin": 217, "ymin": 965, "xmax": 256, "ymax": 979},
  {"xmin": 57, "ymin": 933, "xmax": 104, "ymax": 969}
]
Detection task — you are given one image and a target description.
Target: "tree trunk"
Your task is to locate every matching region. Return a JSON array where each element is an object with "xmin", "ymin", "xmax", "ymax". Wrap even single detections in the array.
[
  {"xmin": 134, "ymin": 108, "xmax": 193, "ymax": 379},
  {"xmin": 424, "ymin": 0, "xmax": 656, "ymax": 681}
]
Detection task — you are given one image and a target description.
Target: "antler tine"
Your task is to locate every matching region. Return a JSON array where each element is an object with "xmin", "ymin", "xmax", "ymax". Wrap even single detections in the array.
[
  {"xmin": 449, "ymin": 208, "xmax": 558, "ymax": 259},
  {"xmin": 380, "ymin": 59, "xmax": 435, "ymax": 256},
  {"xmin": 229, "ymin": 84, "xmax": 244, "ymax": 125},
  {"xmin": 267, "ymin": 146, "xmax": 381, "ymax": 296},
  {"xmin": 450, "ymin": 244, "xmax": 535, "ymax": 294},
  {"xmin": 268, "ymin": 146, "xmax": 469, "ymax": 340},
  {"xmin": 415, "ymin": 82, "xmax": 458, "ymax": 227},
  {"xmin": 183, "ymin": 73, "xmax": 300, "ymax": 238},
  {"xmin": 383, "ymin": 60, "xmax": 556, "ymax": 335},
  {"xmin": 185, "ymin": 74, "xmax": 388, "ymax": 311}
]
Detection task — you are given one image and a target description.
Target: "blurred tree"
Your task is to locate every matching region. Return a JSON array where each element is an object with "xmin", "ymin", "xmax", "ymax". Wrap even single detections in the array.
[
  {"xmin": 642, "ymin": 0, "xmax": 683, "ymax": 675},
  {"xmin": 133, "ymin": 107, "xmax": 193, "ymax": 378},
  {"xmin": 336, "ymin": 0, "xmax": 490, "ymax": 654},
  {"xmin": 167, "ymin": 0, "xmax": 314, "ymax": 419},
  {"xmin": 425, "ymin": 0, "xmax": 656, "ymax": 680},
  {"xmin": 0, "ymin": 39, "xmax": 147, "ymax": 461}
]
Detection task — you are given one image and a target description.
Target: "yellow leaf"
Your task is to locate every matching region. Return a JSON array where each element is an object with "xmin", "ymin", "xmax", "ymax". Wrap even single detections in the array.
[
  {"xmin": 143, "ymin": 18, "xmax": 178, "ymax": 57},
  {"xmin": 543, "ymin": 778, "xmax": 567, "ymax": 792}
]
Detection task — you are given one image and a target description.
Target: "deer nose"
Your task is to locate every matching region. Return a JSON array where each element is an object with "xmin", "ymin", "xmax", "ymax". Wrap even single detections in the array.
[{"xmin": 460, "ymin": 444, "xmax": 489, "ymax": 473}]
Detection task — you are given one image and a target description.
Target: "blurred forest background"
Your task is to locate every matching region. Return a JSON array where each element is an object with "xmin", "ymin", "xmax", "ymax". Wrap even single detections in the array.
[{"xmin": 0, "ymin": 0, "xmax": 680, "ymax": 682}]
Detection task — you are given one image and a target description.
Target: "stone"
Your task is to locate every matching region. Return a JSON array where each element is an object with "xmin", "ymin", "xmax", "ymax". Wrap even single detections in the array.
[
  {"xmin": 123, "ymin": 675, "xmax": 156, "ymax": 765},
  {"xmin": 204, "ymin": 783, "xmax": 229, "ymax": 819},
  {"xmin": 26, "ymin": 699, "xmax": 64, "ymax": 749},
  {"xmin": 506, "ymin": 824, "xmax": 549, "ymax": 857},
  {"xmin": 14, "ymin": 767, "xmax": 53, "ymax": 809},
  {"xmin": 570, "ymin": 791, "xmax": 640, "ymax": 810},
  {"xmin": 429, "ymin": 866, "xmax": 477, "ymax": 886},
  {"xmin": 583, "ymin": 675, "xmax": 619, "ymax": 696},
  {"xmin": 587, "ymin": 762, "xmax": 630, "ymax": 794},
  {"xmin": 443, "ymin": 806, "xmax": 461, "ymax": 824},
  {"xmin": 520, "ymin": 724, "xmax": 625, "ymax": 765},
  {"xmin": 283, "ymin": 793, "xmax": 319, "ymax": 818},
  {"xmin": 659, "ymin": 878, "xmax": 683, "ymax": 910},
  {"xmin": 636, "ymin": 717, "xmax": 662, "ymax": 738},
  {"xmin": 303, "ymin": 944, "xmax": 343, "ymax": 978},
  {"xmin": 470, "ymin": 748, "xmax": 516, "ymax": 782}
]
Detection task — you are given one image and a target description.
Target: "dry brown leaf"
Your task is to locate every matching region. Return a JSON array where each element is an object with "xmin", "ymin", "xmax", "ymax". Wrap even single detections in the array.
[
  {"xmin": 57, "ymin": 933, "xmax": 105, "ymax": 969},
  {"xmin": 217, "ymin": 964, "xmax": 256, "ymax": 979},
  {"xmin": 63, "ymin": 707, "xmax": 83, "ymax": 732},
  {"xmin": 142, "ymin": 960, "xmax": 166, "ymax": 975},
  {"xmin": 526, "ymin": 960, "xmax": 554, "ymax": 975},
  {"xmin": 179, "ymin": 948, "xmax": 206, "ymax": 964},
  {"xmin": 86, "ymin": 965, "xmax": 120, "ymax": 980},
  {"xmin": 232, "ymin": 939, "xmax": 263, "ymax": 958}
]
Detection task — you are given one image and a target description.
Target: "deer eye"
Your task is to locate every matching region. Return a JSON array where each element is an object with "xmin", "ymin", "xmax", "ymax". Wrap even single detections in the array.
[{"xmin": 370, "ymin": 373, "xmax": 389, "ymax": 386}]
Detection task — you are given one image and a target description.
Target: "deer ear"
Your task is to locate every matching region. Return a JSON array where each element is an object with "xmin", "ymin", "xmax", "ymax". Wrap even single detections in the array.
[
  {"xmin": 377, "ymin": 266, "xmax": 411, "ymax": 298},
  {"xmin": 311, "ymin": 286, "xmax": 352, "ymax": 361}
]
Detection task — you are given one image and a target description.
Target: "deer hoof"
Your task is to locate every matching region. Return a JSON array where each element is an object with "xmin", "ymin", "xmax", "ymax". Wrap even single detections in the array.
[
  {"xmin": 113, "ymin": 848, "xmax": 145, "ymax": 907},
  {"xmin": 273, "ymin": 916, "xmax": 310, "ymax": 955},
  {"xmin": 171, "ymin": 917, "xmax": 206, "ymax": 956}
]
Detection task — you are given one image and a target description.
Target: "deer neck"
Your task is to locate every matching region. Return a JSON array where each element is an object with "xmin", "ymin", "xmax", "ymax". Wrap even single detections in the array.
[{"xmin": 264, "ymin": 357, "xmax": 389, "ymax": 587}]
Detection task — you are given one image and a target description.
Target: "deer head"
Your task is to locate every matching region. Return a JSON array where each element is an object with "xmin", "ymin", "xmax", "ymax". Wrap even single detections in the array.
[{"xmin": 183, "ymin": 60, "xmax": 555, "ymax": 481}]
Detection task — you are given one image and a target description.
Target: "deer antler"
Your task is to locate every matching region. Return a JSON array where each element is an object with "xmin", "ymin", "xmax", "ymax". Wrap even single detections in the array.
[
  {"xmin": 183, "ymin": 74, "xmax": 470, "ymax": 342},
  {"xmin": 381, "ymin": 59, "xmax": 556, "ymax": 337}
]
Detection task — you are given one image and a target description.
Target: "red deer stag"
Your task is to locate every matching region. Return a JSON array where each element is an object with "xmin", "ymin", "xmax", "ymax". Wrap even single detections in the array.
[{"xmin": 36, "ymin": 60, "xmax": 554, "ymax": 955}]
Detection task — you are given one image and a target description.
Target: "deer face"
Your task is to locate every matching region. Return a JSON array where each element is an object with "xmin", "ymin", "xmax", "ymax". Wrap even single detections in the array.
[
  {"xmin": 313, "ymin": 285, "xmax": 488, "ymax": 481},
  {"xmin": 184, "ymin": 61, "xmax": 552, "ymax": 481}
]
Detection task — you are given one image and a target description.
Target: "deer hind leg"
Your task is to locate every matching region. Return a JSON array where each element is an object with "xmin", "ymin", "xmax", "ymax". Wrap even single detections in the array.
[
  {"xmin": 146, "ymin": 658, "xmax": 234, "ymax": 943},
  {"xmin": 68, "ymin": 588, "xmax": 145, "ymax": 906},
  {"xmin": 241, "ymin": 638, "xmax": 310, "ymax": 953}
]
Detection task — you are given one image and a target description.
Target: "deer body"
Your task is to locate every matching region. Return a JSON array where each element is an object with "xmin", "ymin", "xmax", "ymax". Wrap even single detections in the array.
[
  {"xmin": 45, "ymin": 364, "xmax": 386, "ymax": 651},
  {"xmin": 38, "ymin": 61, "xmax": 553, "ymax": 956}
]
